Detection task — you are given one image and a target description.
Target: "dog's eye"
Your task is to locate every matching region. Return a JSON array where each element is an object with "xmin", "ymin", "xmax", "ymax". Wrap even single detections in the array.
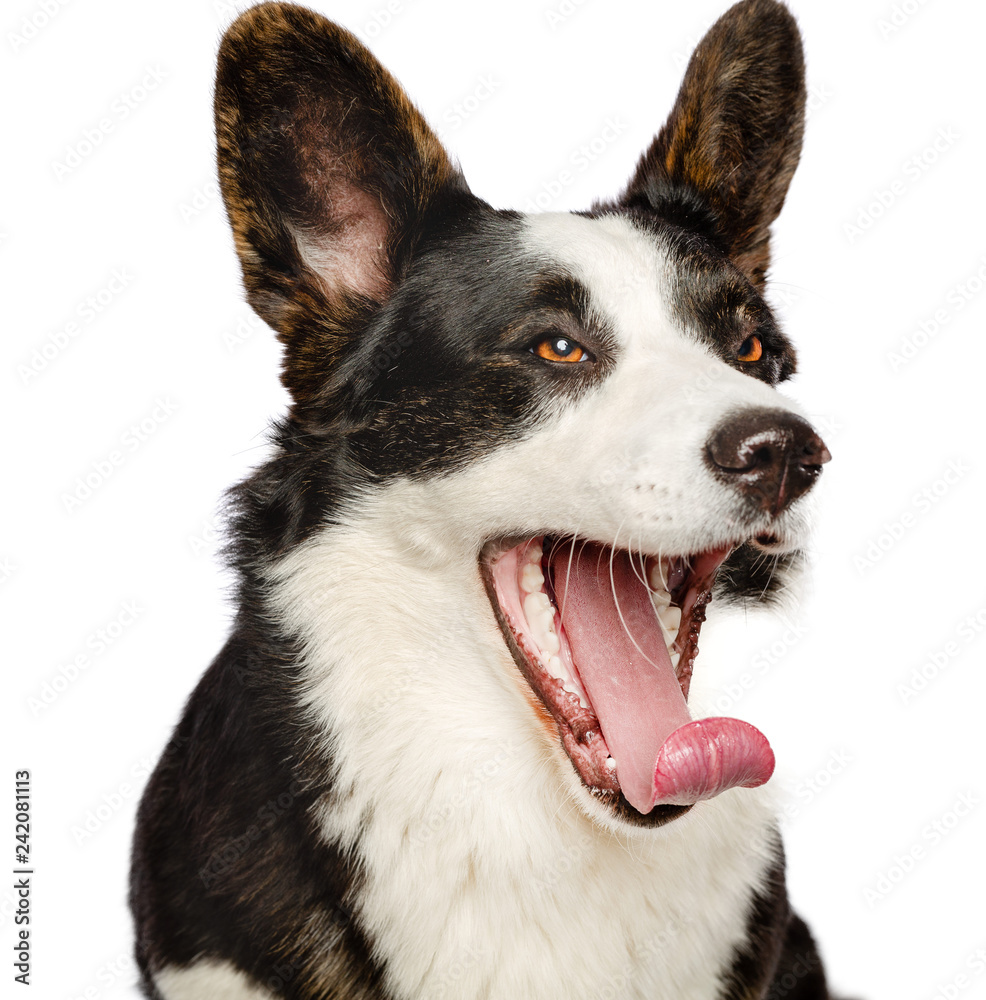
[
  {"xmin": 737, "ymin": 335, "xmax": 763, "ymax": 363},
  {"xmin": 531, "ymin": 335, "xmax": 590, "ymax": 364}
]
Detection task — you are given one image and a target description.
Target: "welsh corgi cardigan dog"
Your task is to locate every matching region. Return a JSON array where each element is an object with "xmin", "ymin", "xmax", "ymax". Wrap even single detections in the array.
[{"xmin": 131, "ymin": 1, "xmax": 836, "ymax": 997}]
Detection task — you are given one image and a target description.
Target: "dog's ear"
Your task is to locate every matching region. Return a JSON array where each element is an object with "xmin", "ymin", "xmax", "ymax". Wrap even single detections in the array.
[
  {"xmin": 215, "ymin": 2, "xmax": 466, "ymax": 404},
  {"xmin": 618, "ymin": 0, "xmax": 805, "ymax": 287}
]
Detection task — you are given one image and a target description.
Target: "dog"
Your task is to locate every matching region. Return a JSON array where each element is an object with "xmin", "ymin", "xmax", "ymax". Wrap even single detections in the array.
[{"xmin": 130, "ymin": 1, "xmax": 836, "ymax": 997}]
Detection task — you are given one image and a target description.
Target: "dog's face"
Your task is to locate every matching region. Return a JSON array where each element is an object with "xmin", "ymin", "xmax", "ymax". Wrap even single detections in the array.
[{"xmin": 217, "ymin": 1, "xmax": 825, "ymax": 828}]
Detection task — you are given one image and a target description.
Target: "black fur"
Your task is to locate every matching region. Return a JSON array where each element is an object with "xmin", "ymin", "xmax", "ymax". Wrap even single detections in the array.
[
  {"xmin": 609, "ymin": 0, "xmax": 805, "ymax": 289},
  {"xmin": 131, "ymin": 624, "xmax": 389, "ymax": 998},
  {"xmin": 723, "ymin": 853, "xmax": 829, "ymax": 1000}
]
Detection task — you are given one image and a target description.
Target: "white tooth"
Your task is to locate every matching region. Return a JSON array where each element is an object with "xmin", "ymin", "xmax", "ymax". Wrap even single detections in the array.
[
  {"xmin": 605, "ymin": 757, "xmax": 617, "ymax": 771},
  {"xmin": 669, "ymin": 651, "xmax": 681, "ymax": 671},
  {"xmin": 540, "ymin": 617, "xmax": 560, "ymax": 654},
  {"xmin": 545, "ymin": 655, "xmax": 565, "ymax": 679},
  {"xmin": 649, "ymin": 558, "xmax": 670, "ymax": 592},
  {"xmin": 527, "ymin": 540, "xmax": 543, "ymax": 562},
  {"xmin": 524, "ymin": 591, "xmax": 552, "ymax": 622},
  {"xmin": 525, "ymin": 596, "xmax": 560, "ymax": 657},
  {"xmin": 658, "ymin": 605, "xmax": 681, "ymax": 641},
  {"xmin": 520, "ymin": 562, "xmax": 544, "ymax": 594},
  {"xmin": 651, "ymin": 588, "xmax": 671, "ymax": 613}
]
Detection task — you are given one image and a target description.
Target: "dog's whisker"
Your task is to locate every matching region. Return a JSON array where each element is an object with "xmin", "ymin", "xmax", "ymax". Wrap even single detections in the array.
[{"xmin": 608, "ymin": 521, "xmax": 662, "ymax": 672}]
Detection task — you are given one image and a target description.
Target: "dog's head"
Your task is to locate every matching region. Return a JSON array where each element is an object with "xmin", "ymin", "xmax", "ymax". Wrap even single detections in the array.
[{"xmin": 217, "ymin": 0, "xmax": 827, "ymax": 828}]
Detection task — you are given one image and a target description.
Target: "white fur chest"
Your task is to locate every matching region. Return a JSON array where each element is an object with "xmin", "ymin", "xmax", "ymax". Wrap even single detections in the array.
[
  {"xmin": 352, "ymin": 780, "xmax": 776, "ymax": 1000},
  {"xmin": 269, "ymin": 506, "xmax": 780, "ymax": 1000}
]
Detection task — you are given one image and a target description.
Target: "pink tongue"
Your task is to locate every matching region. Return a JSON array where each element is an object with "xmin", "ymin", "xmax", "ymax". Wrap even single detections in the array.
[{"xmin": 553, "ymin": 544, "xmax": 774, "ymax": 814}]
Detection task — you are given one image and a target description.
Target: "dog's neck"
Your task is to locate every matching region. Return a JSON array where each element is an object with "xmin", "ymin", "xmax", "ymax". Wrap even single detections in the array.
[{"xmin": 267, "ymin": 487, "xmax": 780, "ymax": 1000}]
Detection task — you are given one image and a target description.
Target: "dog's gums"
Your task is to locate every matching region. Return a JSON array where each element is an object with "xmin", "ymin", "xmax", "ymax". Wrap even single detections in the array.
[{"xmin": 484, "ymin": 537, "xmax": 775, "ymax": 820}]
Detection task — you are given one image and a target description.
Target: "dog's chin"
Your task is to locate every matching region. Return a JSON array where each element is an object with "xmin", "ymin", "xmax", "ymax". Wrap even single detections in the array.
[{"xmin": 480, "ymin": 534, "xmax": 777, "ymax": 828}]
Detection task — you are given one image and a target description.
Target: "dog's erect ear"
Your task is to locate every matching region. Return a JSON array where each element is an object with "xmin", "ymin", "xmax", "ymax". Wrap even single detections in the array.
[
  {"xmin": 215, "ymin": 2, "xmax": 465, "ymax": 403},
  {"xmin": 618, "ymin": 0, "xmax": 805, "ymax": 287}
]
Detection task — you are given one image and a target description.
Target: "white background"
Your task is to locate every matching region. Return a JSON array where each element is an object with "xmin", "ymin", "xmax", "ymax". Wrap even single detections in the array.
[{"xmin": 3, "ymin": 1, "xmax": 984, "ymax": 998}]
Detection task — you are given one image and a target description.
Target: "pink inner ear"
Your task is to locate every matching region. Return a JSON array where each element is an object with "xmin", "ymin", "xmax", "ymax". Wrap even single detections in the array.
[{"xmin": 291, "ymin": 178, "xmax": 392, "ymax": 304}]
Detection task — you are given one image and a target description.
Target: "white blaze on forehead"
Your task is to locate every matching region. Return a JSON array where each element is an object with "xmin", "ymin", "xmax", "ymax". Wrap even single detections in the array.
[{"xmin": 521, "ymin": 211, "xmax": 676, "ymax": 351}]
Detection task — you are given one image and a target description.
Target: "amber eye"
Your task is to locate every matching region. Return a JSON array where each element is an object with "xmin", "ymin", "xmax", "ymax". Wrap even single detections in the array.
[
  {"xmin": 532, "ymin": 335, "xmax": 589, "ymax": 363},
  {"xmin": 737, "ymin": 335, "xmax": 763, "ymax": 363}
]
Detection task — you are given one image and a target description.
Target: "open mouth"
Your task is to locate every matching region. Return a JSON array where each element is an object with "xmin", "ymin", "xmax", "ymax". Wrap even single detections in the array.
[{"xmin": 482, "ymin": 537, "xmax": 774, "ymax": 826}]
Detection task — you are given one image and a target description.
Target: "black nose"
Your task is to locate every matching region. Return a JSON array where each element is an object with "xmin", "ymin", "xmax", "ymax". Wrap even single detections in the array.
[{"xmin": 706, "ymin": 408, "xmax": 831, "ymax": 516}]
